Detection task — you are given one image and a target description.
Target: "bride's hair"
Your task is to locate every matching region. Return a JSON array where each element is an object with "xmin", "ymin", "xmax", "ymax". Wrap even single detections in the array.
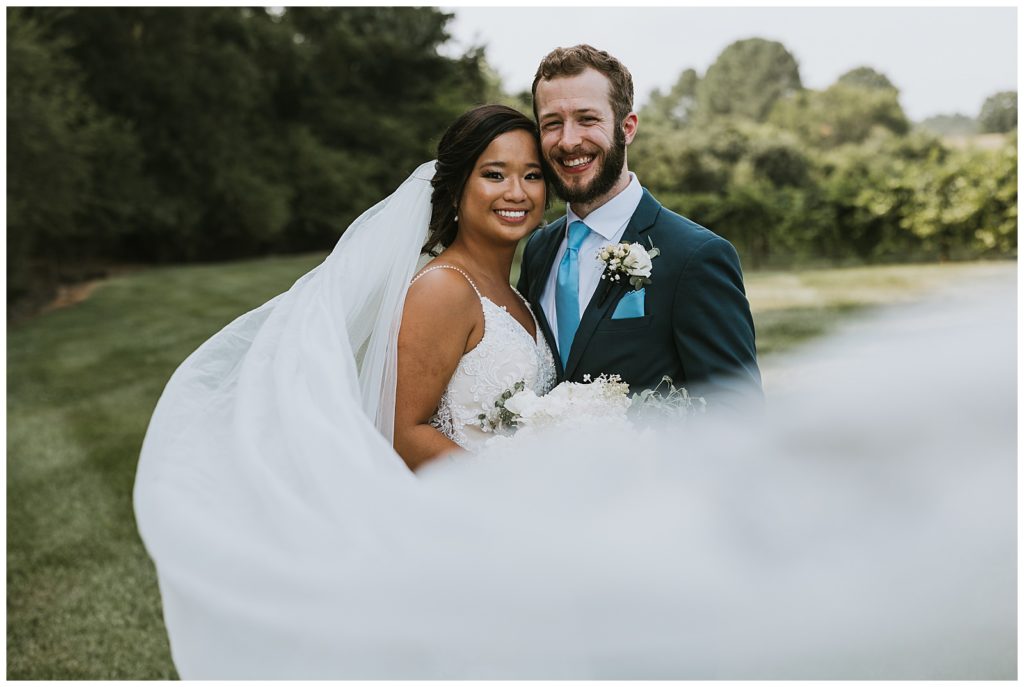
[{"xmin": 423, "ymin": 104, "xmax": 547, "ymax": 255}]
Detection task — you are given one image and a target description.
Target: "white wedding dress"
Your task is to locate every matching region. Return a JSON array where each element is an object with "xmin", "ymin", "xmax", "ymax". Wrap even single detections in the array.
[
  {"xmin": 133, "ymin": 163, "xmax": 1015, "ymax": 679},
  {"xmin": 411, "ymin": 264, "xmax": 557, "ymax": 450}
]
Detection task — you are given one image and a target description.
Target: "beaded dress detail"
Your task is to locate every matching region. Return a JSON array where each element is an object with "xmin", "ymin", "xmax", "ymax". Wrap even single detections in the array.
[{"xmin": 410, "ymin": 265, "xmax": 557, "ymax": 451}]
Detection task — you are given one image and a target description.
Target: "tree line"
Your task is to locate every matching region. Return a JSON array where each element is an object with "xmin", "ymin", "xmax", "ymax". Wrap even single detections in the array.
[
  {"xmin": 627, "ymin": 38, "xmax": 1016, "ymax": 268},
  {"xmin": 7, "ymin": 9, "xmax": 1018, "ymax": 309},
  {"xmin": 8, "ymin": 7, "xmax": 489, "ymax": 307}
]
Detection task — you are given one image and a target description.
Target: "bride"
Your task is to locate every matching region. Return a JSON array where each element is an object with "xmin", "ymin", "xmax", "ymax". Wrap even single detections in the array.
[{"xmin": 394, "ymin": 105, "xmax": 556, "ymax": 468}]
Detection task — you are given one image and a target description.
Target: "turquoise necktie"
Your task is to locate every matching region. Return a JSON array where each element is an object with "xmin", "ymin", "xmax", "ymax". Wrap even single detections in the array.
[{"xmin": 555, "ymin": 220, "xmax": 590, "ymax": 368}]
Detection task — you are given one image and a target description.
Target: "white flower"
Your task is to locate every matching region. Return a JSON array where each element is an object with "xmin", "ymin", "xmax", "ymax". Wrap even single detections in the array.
[
  {"xmin": 483, "ymin": 373, "xmax": 704, "ymax": 452},
  {"xmin": 595, "ymin": 240, "xmax": 658, "ymax": 289},
  {"xmin": 622, "ymin": 243, "xmax": 653, "ymax": 277},
  {"xmin": 516, "ymin": 375, "xmax": 631, "ymax": 433},
  {"xmin": 504, "ymin": 388, "xmax": 541, "ymax": 418}
]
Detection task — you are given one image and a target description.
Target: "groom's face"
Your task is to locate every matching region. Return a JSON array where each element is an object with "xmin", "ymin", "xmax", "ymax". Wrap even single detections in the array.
[{"xmin": 535, "ymin": 68, "xmax": 637, "ymax": 206}]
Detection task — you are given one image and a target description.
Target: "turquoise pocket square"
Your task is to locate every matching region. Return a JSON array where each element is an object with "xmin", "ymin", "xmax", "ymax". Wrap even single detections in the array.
[{"xmin": 611, "ymin": 288, "xmax": 645, "ymax": 319}]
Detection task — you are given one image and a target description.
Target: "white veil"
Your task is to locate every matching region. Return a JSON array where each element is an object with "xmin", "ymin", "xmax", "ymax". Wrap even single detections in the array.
[
  {"xmin": 137, "ymin": 159, "xmax": 435, "ymax": 477},
  {"xmin": 134, "ymin": 163, "xmax": 439, "ymax": 675},
  {"xmin": 336, "ymin": 160, "xmax": 437, "ymax": 441}
]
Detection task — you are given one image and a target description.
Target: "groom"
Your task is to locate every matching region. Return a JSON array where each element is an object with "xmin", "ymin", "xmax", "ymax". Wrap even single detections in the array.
[{"xmin": 517, "ymin": 44, "xmax": 763, "ymax": 409}]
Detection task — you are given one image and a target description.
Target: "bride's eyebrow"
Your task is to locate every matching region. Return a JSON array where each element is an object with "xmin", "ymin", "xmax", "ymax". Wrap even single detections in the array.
[{"xmin": 479, "ymin": 161, "xmax": 542, "ymax": 168}]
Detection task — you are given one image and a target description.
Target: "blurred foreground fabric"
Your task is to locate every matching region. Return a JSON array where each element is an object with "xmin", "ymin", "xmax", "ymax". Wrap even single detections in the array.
[{"xmin": 135, "ymin": 269, "xmax": 1015, "ymax": 679}]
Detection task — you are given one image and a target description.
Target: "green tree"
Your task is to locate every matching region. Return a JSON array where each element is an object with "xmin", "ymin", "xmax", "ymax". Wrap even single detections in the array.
[
  {"xmin": 916, "ymin": 113, "xmax": 980, "ymax": 137},
  {"xmin": 819, "ymin": 134, "xmax": 939, "ymax": 260},
  {"xmin": 40, "ymin": 7, "xmax": 299, "ymax": 258},
  {"xmin": 631, "ymin": 118, "xmax": 759, "ymax": 195},
  {"xmin": 7, "ymin": 9, "xmax": 146, "ymax": 302},
  {"xmin": 970, "ymin": 135, "xmax": 1017, "ymax": 255},
  {"xmin": 630, "ymin": 128, "xmax": 730, "ymax": 195},
  {"xmin": 24, "ymin": 7, "xmax": 488, "ymax": 259},
  {"xmin": 744, "ymin": 133, "xmax": 811, "ymax": 188},
  {"xmin": 632, "ymin": 118, "xmax": 824, "ymax": 267},
  {"xmin": 899, "ymin": 139, "xmax": 1017, "ymax": 259},
  {"xmin": 697, "ymin": 38, "xmax": 802, "ymax": 121},
  {"xmin": 836, "ymin": 66, "xmax": 896, "ymax": 91},
  {"xmin": 978, "ymin": 90, "xmax": 1017, "ymax": 133},
  {"xmin": 642, "ymin": 68, "xmax": 700, "ymax": 128},
  {"xmin": 769, "ymin": 83, "xmax": 909, "ymax": 148},
  {"xmin": 269, "ymin": 7, "xmax": 489, "ymax": 247}
]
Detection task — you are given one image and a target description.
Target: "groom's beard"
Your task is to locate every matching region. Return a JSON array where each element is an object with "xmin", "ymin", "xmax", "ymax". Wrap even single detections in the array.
[{"xmin": 546, "ymin": 124, "xmax": 627, "ymax": 205}]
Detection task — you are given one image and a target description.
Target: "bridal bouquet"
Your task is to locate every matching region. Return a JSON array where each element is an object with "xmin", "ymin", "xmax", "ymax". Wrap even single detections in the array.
[
  {"xmin": 480, "ymin": 374, "xmax": 704, "ymax": 447},
  {"xmin": 506, "ymin": 373, "xmax": 632, "ymax": 437}
]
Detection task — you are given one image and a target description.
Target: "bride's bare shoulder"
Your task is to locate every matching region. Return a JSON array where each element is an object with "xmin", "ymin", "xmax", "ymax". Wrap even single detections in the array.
[
  {"xmin": 403, "ymin": 264, "xmax": 481, "ymax": 334},
  {"xmin": 407, "ymin": 264, "xmax": 480, "ymax": 307}
]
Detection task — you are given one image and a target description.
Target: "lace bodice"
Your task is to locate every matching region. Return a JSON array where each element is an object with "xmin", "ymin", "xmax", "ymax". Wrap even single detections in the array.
[{"xmin": 410, "ymin": 265, "xmax": 557, "ymax": 451}]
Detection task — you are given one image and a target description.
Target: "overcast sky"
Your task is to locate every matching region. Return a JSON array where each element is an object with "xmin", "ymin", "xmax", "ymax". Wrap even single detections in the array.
[{"xmin": 441, "ymin": 6, "xmax": 1017, "ymax": 121}]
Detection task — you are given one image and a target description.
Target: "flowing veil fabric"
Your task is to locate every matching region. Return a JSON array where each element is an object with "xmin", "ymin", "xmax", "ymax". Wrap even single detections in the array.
[
  {"xmin": 134, "ymin": 162, "xmax": 1015, "ymax": 678},
  {"xmin": 134, "ymin": 162, "xmax": 439, "ymax": 675},
  {"xmin": 136, "ymin": 159, "xmax": 436, "ymax": 494}
]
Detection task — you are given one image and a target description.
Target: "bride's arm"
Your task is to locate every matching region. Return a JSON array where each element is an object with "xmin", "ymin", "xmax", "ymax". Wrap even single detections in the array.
[{"xmin": 394, "ymin": 270, "xmax": 482, "ymax": 472}]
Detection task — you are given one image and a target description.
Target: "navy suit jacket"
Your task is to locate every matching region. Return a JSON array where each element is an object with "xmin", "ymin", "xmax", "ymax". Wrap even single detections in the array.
[{"xmin": 517, "ymin": 189, "xmax": 762, "ymax": 409}]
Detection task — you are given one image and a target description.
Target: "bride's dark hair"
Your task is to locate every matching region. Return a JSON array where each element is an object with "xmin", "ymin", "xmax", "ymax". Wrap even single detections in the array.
[{"xmin": 423, "ymin": 104, "xmax": 547, "ymax": 256}]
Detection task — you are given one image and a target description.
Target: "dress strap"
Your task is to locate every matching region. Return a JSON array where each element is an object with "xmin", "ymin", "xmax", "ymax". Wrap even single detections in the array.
[
  {"xmin": 410, "ymin": 264, "xmax": 482, "ymax": 298},
  {"xmin": 510, "ymin": 285, "xmax": 541, "ymax": 335}
]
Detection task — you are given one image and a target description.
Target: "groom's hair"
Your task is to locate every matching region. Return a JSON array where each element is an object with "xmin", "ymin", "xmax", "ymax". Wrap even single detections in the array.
[{"xmin": 532, "ymin": 44, "xmax": 635, "ymax": 125}]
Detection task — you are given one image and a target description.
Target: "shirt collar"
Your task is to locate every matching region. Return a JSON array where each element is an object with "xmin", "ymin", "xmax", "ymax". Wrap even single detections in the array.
[{"xmin": 566, "ymin": 173, "xmax": 643, "ymax": 240}]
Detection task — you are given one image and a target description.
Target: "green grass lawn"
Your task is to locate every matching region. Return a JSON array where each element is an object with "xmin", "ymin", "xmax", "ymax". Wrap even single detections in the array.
[
  {"xmin": 6, "ymin": 255, "xmax": 1012, "ymax": 678},
  {"xmin": 746, "ymin": 260, "xmax": 1015, "ymax": 355}
]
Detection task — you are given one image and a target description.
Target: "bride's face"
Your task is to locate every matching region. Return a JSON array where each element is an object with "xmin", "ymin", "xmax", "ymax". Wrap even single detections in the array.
[{"xmin": 457, "ymin": 129, "xmax": 546, "ymax": 245}]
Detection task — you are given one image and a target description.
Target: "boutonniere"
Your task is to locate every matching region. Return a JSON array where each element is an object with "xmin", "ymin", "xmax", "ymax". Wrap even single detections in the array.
[{"xmin": 596, "ymin": 237, "xmax": 661, "ymax": 291}]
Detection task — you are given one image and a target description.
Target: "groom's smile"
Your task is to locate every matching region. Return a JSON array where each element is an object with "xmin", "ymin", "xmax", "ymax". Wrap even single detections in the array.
[{"xmin": 561, "ymin": 155, "xmax": 595, "ymax": 170}]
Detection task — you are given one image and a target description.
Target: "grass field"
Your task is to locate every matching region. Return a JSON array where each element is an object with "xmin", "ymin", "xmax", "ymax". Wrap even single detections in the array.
[{"xmin": 6, "ymin": 255, "xmax": 1013, "ymax": 678}]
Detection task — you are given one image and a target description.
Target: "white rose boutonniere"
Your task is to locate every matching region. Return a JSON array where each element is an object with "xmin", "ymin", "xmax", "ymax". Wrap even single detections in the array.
[{"xmin": 596, "ymin": 237, "xmax": 660, "ymax": 291}]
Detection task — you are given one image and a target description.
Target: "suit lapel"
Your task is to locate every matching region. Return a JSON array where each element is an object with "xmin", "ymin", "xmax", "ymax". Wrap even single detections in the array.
[
  {"xmin": 526, "ymin": 218, "xmax": 566, "ymax": 377},
  {"xmin": 564, "ymin": 190, "xmax": 662, "ymax": 379}
]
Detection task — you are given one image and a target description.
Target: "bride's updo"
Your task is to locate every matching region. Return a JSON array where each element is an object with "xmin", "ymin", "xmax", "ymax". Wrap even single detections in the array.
[{"xmin": 423, "ymin": 104, "xmax": 545, "ymax": 255}]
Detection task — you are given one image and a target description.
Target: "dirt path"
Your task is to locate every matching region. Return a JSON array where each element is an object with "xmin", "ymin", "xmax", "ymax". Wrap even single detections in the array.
[{"xmin": 39, "ymin": 280, "xmax": 103, "ymax": 314}]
